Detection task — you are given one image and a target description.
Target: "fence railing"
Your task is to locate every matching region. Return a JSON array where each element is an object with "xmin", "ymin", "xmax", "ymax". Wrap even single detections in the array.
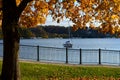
[{"xmin": 0, "ymin": 43, "xmax": 120, "ymax": 65}]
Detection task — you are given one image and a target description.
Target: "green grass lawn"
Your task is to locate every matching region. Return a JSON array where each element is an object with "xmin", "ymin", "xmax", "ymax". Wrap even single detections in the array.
[{"xmin": 0, "ymin": 61, "xmax": 120, "ymax": 80}]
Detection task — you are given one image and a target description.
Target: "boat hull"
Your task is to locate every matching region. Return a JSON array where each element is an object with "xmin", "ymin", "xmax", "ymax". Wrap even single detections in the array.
[{"xmin": 63, "ymin": 43, "xmax": 72, "ymax": 48}]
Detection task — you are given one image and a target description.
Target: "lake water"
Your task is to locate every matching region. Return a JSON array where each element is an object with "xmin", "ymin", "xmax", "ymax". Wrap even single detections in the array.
[
  {"xmin": 19, "ymin": 38, "xmax": 120, "ymax": 50},
  {"xmin": 0, "ymin": 38, "xmax": 120, "ymax": 65}
]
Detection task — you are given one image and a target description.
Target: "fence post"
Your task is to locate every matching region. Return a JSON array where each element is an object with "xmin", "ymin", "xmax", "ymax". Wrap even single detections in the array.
[
  {"xmin": 66, "ymin": 48, "xmax": 68, "ymax": 64},
  {"xmin": 37, "ymin": 45, "xmax": 39, "ymax": 61},
  {"xmin": 80, "ymin": 48, "xmax": 82, "ymax": 64},
  {"xmin": 99, "ymin": 48, "xmax": 101, "ymax": 65},
  {"xmin": 119, "ymin": 51, "xmax": 120, "ymax": 66}
]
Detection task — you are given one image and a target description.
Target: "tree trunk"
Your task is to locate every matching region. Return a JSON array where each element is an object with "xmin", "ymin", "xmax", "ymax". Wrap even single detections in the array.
[
  {"xmin": 0, "ymin": 0, "xmax": 22, "ymax": 79},
  {"xmin": 1, "ymin": 21, "xmax": 20, "ymax": 80},
  {"xmin": 1, "ymin": 1, "xmax": 21, "ymax": 78},
  {"xmin": 0, "ymin": 0, "xmax": 32, "ymax": 80}
]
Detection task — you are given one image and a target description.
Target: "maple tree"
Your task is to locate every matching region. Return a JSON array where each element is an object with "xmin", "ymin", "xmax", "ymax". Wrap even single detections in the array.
[
  {"xmin": 0, "ymin": 0, "xmax": 120, "ymax": 80},
  {"xmin": 1, "ymin": 0, "xmax": 120, "ymax": 31}
]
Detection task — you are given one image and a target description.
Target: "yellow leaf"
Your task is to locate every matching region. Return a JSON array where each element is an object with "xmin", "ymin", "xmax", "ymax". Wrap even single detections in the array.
[
  {"xmin": 111, "ymin": 15, "xmax": 119, "ymax": 19},
  {"xmin": 113, "ymin": 0, "xmax": 120, "ymax": 3},
  {"xmin": 16, "ymin": 0, "xmax": 21, "ymax": 6},
  {"xmin": 118, "ymin": 5, "xmax": 120, "ymax": 11}
]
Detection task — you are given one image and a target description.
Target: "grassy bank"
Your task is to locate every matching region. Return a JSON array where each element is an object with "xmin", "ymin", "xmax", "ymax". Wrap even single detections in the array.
[{"xmin": 0, "ymin": 61, "xmax": 120, "ymax": 80}]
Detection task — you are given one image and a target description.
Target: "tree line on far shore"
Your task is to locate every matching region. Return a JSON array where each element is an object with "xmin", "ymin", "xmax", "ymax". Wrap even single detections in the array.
[{"xmin": 0, "ymin": 25, "xmax": 118, "ymax": 39}]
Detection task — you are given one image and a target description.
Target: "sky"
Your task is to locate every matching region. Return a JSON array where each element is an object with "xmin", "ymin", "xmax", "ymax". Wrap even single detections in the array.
[
  {"xmin": 42, "ymin": 15, "xmax": 74, "ymax": 27},
  {"xmin": 42, "ymin": 15, "xmax": 101, "ymax": 27}
]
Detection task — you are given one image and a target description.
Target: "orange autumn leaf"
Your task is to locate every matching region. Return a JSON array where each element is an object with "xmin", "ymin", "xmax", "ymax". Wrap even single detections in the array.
[{"xmin": 0, "ymin": 0, "xmax": 119, "ymax": 35}]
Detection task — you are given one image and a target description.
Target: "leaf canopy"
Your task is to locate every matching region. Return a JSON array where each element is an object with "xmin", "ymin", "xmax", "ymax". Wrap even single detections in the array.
[{"xmin": 1, "ymin": 0, "xmax": 120, "ymax": 34}]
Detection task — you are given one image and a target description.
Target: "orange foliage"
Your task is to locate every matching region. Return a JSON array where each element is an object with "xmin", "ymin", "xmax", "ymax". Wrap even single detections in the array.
[
  {"xmin": 19, "ymin": 0, "xmax": 48, "ymax": 27},
  {"xmin": 16, "ymin": 0, "xmax": 21, "ymax": 6},
  {"xmin": 1, "ymin": 0, "xmax": 120, "ymax": 34}
]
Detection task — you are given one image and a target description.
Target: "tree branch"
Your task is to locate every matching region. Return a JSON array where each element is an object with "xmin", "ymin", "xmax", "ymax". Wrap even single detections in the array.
[{"xmin": 17, "ymin": 0, "xmax": 33, "ymax": 17}]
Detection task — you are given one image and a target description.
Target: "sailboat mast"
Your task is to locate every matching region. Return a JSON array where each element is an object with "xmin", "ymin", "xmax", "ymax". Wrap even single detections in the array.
[{"xmin": 68, "ymin": 26, "xmax": 71, "ymax": 39}]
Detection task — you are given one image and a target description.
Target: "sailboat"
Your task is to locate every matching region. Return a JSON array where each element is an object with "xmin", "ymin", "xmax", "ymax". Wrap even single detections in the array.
[
  {"xmin": 63, "ymin": 40, "xmax": 72, "ymax": 48},
  {"xmin": 63, "ymin": 26, "xmax": 72, "ymax": 48}
]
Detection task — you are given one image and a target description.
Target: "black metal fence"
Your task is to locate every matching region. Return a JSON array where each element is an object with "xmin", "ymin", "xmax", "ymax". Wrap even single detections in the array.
[{"xmin": 0, "ymin": 43, "xmax": 120, "ymax": 65}]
